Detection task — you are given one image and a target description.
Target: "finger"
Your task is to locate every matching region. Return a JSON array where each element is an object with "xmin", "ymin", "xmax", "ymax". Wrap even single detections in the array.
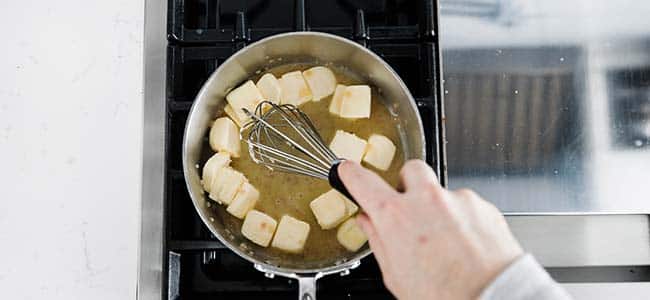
[
  {"xmin": 338, "ymin": 160, "xmax": 398, "ymax": 218},
  {"xmin": 452, "ymin": 188, "xmax": 479, "ymax": 201},
  {"xmin": 399, "ymin": 160, "xmax": 439, "ymax": 192},
  {"xmin": 356, "ymin": 214, "xmax": 392, "ymax": 270}
]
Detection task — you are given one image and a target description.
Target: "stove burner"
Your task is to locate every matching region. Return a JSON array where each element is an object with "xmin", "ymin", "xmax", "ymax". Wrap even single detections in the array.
[{"xmin": 165, "ymin": 0, "xmax": 444, "ymax": 298}]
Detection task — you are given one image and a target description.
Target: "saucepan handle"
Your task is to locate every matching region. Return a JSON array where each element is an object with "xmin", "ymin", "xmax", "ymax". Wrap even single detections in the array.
[
  {"xmin": 298, "ymin": 276, "xmax": 318, "ymax": 300},
  {"xmin": 328, "ymin": 159, "xmax": 355, "ymax": 202}
]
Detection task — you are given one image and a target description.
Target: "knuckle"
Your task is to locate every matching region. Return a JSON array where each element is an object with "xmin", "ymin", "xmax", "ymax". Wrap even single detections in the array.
[
  {"xmin": 421, "ymin": 181, "xmax": 444, "ymax": 197},
  {"xmin": 403, "ymin": 159, "xmax": 424, "ymax": 170},
  {"xmin": 485, "ymin": 202, "xmax": 506, "ymax": 221},
  {"xmin": 454, "ymin": 188, "xmax": 478, "ymax": 200},
  {"xmin": 421, "ymin": 188, "xmax": 451, "ymax": 211},
  {"xmin": 404, "ymin": 159, "xmax": 431, "ymax": 173},
  {"xmin": 401, "ymin": 159, "xmax": 430, "ymax": 176},
  {"xmin": 484, "ymin": 200, "xmax": 500, "ymax": 213},
  {"xmin": 433, "ymin": 196, "xmax": 452, "ymax": 214},
  {"xmin": 398, "ymin": 164, "xmax": 412, "ymax": 180}
]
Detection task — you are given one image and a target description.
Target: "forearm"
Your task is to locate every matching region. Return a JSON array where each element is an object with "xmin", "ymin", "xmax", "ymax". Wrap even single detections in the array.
[{"xmin": 480, "ymin": 254, "xmax": 572, "ymax": 300}]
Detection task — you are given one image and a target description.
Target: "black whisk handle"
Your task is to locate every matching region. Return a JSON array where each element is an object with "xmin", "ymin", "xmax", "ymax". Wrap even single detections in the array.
[{"xmin": 328, "ymin": 159, "xmax": 356, "ymax": 203}]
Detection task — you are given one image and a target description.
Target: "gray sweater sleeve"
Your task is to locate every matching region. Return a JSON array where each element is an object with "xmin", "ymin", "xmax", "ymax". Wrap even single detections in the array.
[{"xmin": 479, "ymin": 254, "xmax": 572, "ymax": 300}]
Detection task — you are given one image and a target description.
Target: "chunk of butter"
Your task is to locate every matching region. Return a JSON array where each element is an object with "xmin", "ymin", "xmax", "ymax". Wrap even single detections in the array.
[
  {"xmin": 339, "ymin": 85, "xmax": 371, "ymax": 119},
  {"xmin": 201, "ymin": 152, "xmax": 231, "ymax": 192},
  {"xmin": 241, "ymin": 210, "xmax": 277, "ymax": 247},
  {"xmin": 279, "ymin": 71, "xmax": 313, "ymax": 106},
  {"xmin": 302, "ymin": 66, "xmax": 337, "ymax": 101},
  {"xmin": 209, "ymin": 117, "xmax": 241, "ymax": 157},
  {"xmin": 226, "ymin": 80, "xmax": 264, "ymax": 123},
  {"xmin": 208, "ymin": 167, "xmax": 246, "ymax": 205},
  {"xmin": 256, "ymin": 73, "xmax": 282, "ymax": 105},
  {"xmin": 271, "ymin": 215, "xmax": 311, "ymax": 253},
  {"xmin": 337, "ymin": 218, "xmax": 368, "ymax": 252},
  {"xmin": 310, "ymin": 189, "xmax": 347, "ymax": 230},
  {"xmin": 227, "ymin": 182, "xmax": 260, "ymax": 219},
  {"xmin": 329, "ymin": 130, "xmax": 368, "ymax": 163},
  {"xmin": 362, "ymin": 134, "xmax": 396, "ymax": 171},
  {"xmin": 328, "ymin": 84, "xmax": 347, "ymax": 115}
]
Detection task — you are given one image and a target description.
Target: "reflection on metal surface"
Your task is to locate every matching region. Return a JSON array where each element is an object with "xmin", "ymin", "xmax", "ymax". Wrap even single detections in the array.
[
  {"xmin": 168, "ymin": 252, "xmax": 181, "ymax": 299},
  {"xmin": 440, "ymin": 0, "xmax": 525, "ymax": 25},
  {"xmin": 445, "ymin": 70, "xmax": 577, "ymax": 175},
  {"xmin": 441, "ymin": 0, "xmax": 650, "ymax": 213},
  {"xmin": 564, "ymin": 282, "xmax": 650, "ymax": 299},
  {"xmin": 508, "ymin": 215, "xmax": 650, "ymax": 267},
  {"xmin": 608, "ymin": 68, "xmax": 650, "ymax": 149}
]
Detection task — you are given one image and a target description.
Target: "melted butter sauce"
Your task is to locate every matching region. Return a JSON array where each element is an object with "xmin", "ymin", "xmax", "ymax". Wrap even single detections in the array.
[{"xmin": 206, "ymin": 63, "xmax": 404, "ymax": 263}]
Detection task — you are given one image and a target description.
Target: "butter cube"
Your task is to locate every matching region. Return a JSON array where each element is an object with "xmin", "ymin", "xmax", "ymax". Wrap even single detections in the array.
[
  {"xmin": 226, "ymin": 80, "xmax": 264, "ymax": 123},
  {"xmin": 362, "ymin": 134, "xmax": 397, "ymax": 171},
  {"xmin": 309, "ymin": 189, "xmax": 359, "ymax": 229},
  {"xmin": 339, "ymin": 85, "xmax": 371, "ymax": 119},
  {"xmin": 224, "ymin": 104, "xmax": 245, "ymax": 127},
  {"xmin": 256, "ymin": 73, "xmax": 282, "ymax": 105},
  {"xmin": 328, "ymin": 84, "xmax": 347, "ymax": 115},
  {"xmin": 310, "ymin": 190, "xmax": 347, "ymax": 229},
  {"xmin": 209, "ymin": 167, "xmax": 247, "ymax": 205},
  {"xmin": 209, "ymin": 117, "xmax": 241, "ymax": 157},
  {"xmin": 302, "ymin": 66, "xmax": 337, "ymax": 101},
  {"xmin": 279, "ymin": 71, "xmax": 312, "ymax": 106},
  {"xmin": 271, "ymin": 215, "xmax": 311, "ymax": 253},
  {"xmin": 201, "ymin": 152, "xmax": 231, "ymax": 192},
  {"xmin": 329, "ymin": 130, "xmax": 368, "ymax": 162},
  {"xmin": 241, "ymin": 210, "xmax": 277, "ymax": 247},
  {"xmin": 337, "ymin": 218, "xmax": 368, "ymax": 252},
  {"xmin": 227, "ymin": 182, "xmax": 260, "ymax": 219}
]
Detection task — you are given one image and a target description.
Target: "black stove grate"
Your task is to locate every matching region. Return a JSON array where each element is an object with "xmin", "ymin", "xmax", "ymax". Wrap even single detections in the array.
[{"xmin": 164, "ymin": 0, "xmax": 445, "ymax": 298}]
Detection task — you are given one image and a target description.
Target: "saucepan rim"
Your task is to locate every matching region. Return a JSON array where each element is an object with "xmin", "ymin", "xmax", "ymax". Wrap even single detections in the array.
[{"xmin": 182, "ymin": 31, "xmax": 425, "ymax": 274}]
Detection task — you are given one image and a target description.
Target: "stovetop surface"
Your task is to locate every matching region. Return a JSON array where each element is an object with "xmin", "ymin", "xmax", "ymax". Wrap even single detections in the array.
[{"xmin": 164, "ymin": 0, "xmax": 443, "ymax": 298}]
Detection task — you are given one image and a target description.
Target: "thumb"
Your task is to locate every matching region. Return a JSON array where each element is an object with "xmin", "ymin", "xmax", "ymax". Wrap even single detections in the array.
[{"xmin": 337, "ymin": 161, "xmax": 398, "ymax": 220}]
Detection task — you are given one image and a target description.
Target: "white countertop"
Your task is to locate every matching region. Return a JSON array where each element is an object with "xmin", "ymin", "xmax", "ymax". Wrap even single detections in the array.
[{"xmin": 0, "ymin": 1, "xmax": 143, "ymax": 298}]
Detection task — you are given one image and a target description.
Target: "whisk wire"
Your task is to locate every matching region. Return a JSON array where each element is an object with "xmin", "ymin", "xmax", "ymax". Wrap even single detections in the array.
[
  {"xmin": 292, "ymin": 108, "xmax": 339, "ymax": 162},
  {"xmin": 240, "ymin": 100, "xmax": 356, "ymax": 202},
  {"xmin": 241, "ymin": 101, "xmax": 342, "ymax": 180},
  {"xmin": 268, "ymin": 105, "xmax": 333, "ymax": 168},
  {"xmin": 247, "ymin": 142, "xmax": 330, "ymax": 177},
  {"xmin": 245, "ymin": 105, "xmax": 330, "ymax": 169}
]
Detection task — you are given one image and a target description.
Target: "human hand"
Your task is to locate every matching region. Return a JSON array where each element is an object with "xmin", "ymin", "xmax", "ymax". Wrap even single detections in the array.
[{"xmin": 339, "ymin": 160, "xmax": 524, "ymax": 300}]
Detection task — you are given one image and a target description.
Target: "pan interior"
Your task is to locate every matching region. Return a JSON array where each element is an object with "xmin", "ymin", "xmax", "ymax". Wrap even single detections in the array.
[
  {"xmin": 183, "ymin": 32, "xmax": 425, "ymax": 272},
  {"xmin": 197, "ymin": 61, "xmax": 406, "ymax": 269}
]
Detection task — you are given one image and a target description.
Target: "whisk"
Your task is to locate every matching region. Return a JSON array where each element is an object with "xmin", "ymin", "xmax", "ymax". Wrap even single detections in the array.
[{"xmin": 241, "ymin": 101, "xmax": 354, "ymax": 201}]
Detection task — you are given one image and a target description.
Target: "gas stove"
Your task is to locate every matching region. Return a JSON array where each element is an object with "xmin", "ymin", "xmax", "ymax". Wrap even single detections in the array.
[
  {"xmin": 141, "ymin": 0, "xmax": 650, "ymax": 299},
  {"xmin": 143, "ymin": 0, "xmax": 444, "ymax": 299}
]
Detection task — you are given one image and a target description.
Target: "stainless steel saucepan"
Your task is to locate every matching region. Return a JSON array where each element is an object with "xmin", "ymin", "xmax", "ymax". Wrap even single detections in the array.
[{"xmin": 182, "ymin": 32, "xmax": 425, "ymax": 300}]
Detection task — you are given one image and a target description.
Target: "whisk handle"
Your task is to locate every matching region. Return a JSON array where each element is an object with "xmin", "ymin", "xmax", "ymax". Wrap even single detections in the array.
[{"xmin": 328, "ymin": 159, "xmax": 356, "ymax": 202}]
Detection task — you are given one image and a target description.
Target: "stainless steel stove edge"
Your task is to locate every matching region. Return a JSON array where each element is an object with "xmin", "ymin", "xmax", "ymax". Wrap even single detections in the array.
[{"xmin": 138, "ymin": 0, "xmax": 166, "ymax": 299}]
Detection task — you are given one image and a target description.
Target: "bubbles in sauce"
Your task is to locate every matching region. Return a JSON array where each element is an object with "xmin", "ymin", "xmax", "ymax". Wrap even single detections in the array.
[{"xmin": 202, "ymin": 62, "xmax": 405, "ymax": 267}]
